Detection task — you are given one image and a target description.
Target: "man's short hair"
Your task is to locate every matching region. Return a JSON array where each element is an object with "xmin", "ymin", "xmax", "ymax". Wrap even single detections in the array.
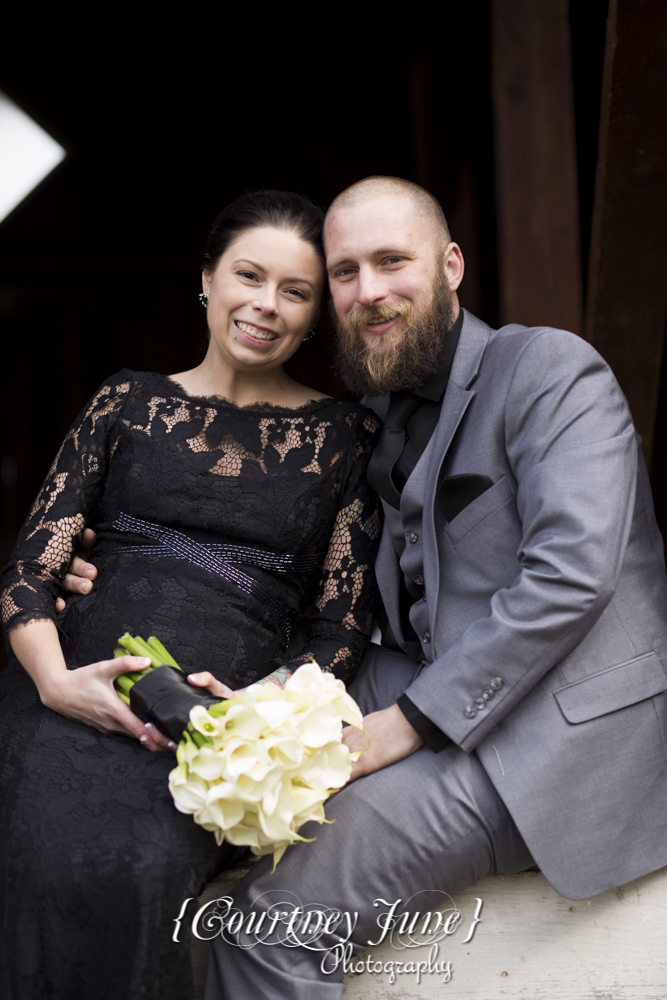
[{"xmin": 326, "ymin": 176, "xmax": 451, "ymax": 249}]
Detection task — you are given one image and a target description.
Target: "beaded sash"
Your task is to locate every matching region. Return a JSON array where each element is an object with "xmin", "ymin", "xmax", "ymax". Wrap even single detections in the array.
[{"xmin": 112, "ymin": 511, "xmax": 323, "ymax": 647}]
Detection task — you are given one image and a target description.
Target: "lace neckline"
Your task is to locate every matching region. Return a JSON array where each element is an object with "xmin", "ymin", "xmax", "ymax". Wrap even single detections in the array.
[{"xmin": 158, "ymin": 373, "xmax": 337, "ymax": 414}]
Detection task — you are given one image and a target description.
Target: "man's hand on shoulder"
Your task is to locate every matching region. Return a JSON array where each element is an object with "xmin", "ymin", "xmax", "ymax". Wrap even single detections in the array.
[
  {"xmin": 56, "ymin": 528, "xmax": 98, "ymax": 613},
  {"xmin": 342, "ymin": 703, "xmax": 424, "ymax": 782}
]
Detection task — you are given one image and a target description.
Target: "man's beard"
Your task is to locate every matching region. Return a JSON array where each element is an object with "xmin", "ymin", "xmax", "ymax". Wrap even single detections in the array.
[{"xmin": 333, "ymin": 273, "xmax": 457, "ymax": 397}]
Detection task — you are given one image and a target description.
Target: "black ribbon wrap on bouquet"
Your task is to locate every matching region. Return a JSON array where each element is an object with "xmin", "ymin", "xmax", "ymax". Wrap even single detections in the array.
[{"xmin": 129, "ymin": 666, "xmax": 221, "ymax": 743}]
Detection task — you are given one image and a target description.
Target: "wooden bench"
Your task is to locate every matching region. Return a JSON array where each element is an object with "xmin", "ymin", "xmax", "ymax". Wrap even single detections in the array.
[{"xmin": 191, "ymin": 864, "xmax": 667, "ymax": 998}]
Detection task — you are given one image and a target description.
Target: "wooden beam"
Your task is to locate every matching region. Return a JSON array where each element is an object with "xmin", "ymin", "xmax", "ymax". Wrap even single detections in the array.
[
  {"xmin": 585, "ymin": 0, "xmax": 667, "ymax": 467},
  {"xmin": 491, "ymin": 0, "xmax": 582, "ymax": 333}
]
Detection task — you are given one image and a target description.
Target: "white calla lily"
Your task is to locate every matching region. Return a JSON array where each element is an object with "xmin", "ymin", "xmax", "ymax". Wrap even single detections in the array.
[
  {"xmin": 168, "ymin": 660, "xmax": 363, "ymax": 867},
  {"xmin": 253, "ymin": 699, "xmax": 297, "ymax": 728},
  {"xmin": 294, "ymin": 705, "xmax": 343, "ymax": 748}
]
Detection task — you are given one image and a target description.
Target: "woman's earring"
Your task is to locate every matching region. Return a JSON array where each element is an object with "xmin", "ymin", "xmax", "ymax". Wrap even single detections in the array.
[
  {"xmin": 199, "ymin": 292, "xmax": 209, "ymax": 308},
  {"xmin": 302, "ymin": 328, "xmax": 316, "ymax": 342}
]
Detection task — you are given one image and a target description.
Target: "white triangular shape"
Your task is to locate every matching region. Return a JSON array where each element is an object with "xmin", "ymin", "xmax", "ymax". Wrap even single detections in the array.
[{"xmin": 0, "ymin": 91, "xmax": 66, "ymax": 225}]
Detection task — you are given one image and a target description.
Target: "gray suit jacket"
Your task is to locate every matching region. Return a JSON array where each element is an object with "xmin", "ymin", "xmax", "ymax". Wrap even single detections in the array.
[{"xmin": 365, "ymin": 309, "xmax": 667, "ymax": 899}]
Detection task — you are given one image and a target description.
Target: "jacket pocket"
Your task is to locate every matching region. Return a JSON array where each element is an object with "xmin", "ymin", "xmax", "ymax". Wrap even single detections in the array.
[
  {"xmin": 444, "ymin": 475, "xmax": 514, "ymax": 545},
  {"xmin": 553, "ymin": 652, "xmax": 667, "ymax": 724}
]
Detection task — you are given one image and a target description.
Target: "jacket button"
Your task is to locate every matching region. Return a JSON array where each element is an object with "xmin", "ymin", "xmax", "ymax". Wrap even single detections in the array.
[
  {"xmin": 482, "ymin": 688, "xmax": 494, "ymax": 701},
  {"xmin": 422, "ymin": 632, "xmax": 431, "ymax": 644},
  {"xmin": 464, "ymin": 705, "xmax": 477, "ymax": 719},
  {"xmin": 409, "ymin": 532, "xmax": 419, "ymax": 544},
  {"xmin": 490, "ymin": 677, "xmax": 503, "ymax": 690},
  {"xmin": 474, "ymin": 697, "xmax": 486, "ymax": 711},
  {"xmin": 415, "ymin": 575, "xmax": 424, "ymax": 586}
]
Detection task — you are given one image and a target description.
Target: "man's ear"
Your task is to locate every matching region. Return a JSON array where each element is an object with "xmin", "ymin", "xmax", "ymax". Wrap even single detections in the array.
[{"xmin": 443, "ymin": 243, "xmax": 465, "ymax": 292}]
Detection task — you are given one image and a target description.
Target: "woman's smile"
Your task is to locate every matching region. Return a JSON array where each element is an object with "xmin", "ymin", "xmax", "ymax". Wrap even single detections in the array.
[{"xmin": 233, "ymin": 319, "xmax": 279, "ymax": 345}]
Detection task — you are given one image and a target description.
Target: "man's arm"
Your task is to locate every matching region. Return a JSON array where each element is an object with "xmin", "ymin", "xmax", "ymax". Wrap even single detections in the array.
[
  {"xmin": 405, "ymin": 329, "xmax": 640, "ymax": 752},
  {"xmin": 342, "ymin": 330, "xmax": 644, "ymax": 779}
]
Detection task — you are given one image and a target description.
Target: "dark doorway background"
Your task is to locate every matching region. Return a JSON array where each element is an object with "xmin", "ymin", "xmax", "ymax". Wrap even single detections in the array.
[{"xmin": 1, "ymin": 1, "xmax": 664, "ymax": 665}]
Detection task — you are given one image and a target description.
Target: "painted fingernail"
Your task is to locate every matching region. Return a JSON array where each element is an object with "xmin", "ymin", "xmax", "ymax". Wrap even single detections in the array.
[
  {"xmin": 144, "ymin": 722, "xmax": 154, "ymax": 730},
  {"xmin": 168, "ymin": 741, "xmax": 177, "ymax": 750},
  {"xmin": 137, "ymin": 657, "xmax": 151, "ymax": 665},
  {"xmin": 139, "ymin": 735, "xmax": 149, "ymax": 744}
]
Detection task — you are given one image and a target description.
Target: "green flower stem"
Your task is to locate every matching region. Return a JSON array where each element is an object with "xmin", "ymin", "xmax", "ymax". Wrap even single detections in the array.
[
  {"xmin": 113, "ymin": 632, "xmax": 184, "ymax": 703},
  {"xmin": 208, "ymin": 702, "xmax": 232, "ymax": 718},
  {"xmin": 115, "ymin": 632, "xmax": 183, "ymax": 670},
  {"xmin": 114, "ymin": 674, "xmax": 136, "ymax": 697},
  {"xmin": 188, "ymin": 728, "xmax": 209, "ymax": 749},
  {"xmin": 117, "ymin": 633, "xmax": 156, "ymax": 662},
  {"xmin": 146, "ymin": 636, "xmax": 181, "ymax": 670}
]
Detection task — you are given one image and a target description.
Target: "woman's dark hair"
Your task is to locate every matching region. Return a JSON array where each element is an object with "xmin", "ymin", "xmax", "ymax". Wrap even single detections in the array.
[{"xmin": 202, "ymin": 190, "xmax": 325, "ymax": 273}]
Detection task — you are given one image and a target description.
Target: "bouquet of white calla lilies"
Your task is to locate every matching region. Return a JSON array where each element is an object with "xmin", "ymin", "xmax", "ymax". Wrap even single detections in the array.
[
  {"xmin": 168, "ymin": 661, "xmax": 364, "ymax": 868},
  {"xmin": 112, "ymin": 634, "xmax": 364, "ymax": 869}
]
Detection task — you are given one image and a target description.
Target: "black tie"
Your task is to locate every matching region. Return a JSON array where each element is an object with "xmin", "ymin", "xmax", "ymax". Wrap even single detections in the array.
[{"xmin": 367, "ymin": 393, "xmax": 422, "ymax": 510}]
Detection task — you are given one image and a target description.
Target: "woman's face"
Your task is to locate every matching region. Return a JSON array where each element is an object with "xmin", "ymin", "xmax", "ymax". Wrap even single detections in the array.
[{"xmin": 202, "ymin": 225, "xmax": 324, "ymax": 375}]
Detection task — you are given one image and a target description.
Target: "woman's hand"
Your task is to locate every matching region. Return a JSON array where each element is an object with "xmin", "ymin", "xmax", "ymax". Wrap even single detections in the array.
[
  {"xmin": 187, "ymin": 667, "xmax": 290, "ymax": 699},
  {"xmin": 9, "ymin": 620, "xmax": 174, "ymax": 752},
  {"xmin": 56, "ymin": 528, "xmax": 98, "ymax": 612},
  {"xmin": 187, "ymin": 672, "xmax": 238, "ymax": 699},
  {"xmin": 40, "ymin": 655, "xmax": 176, "ymax": 752}
]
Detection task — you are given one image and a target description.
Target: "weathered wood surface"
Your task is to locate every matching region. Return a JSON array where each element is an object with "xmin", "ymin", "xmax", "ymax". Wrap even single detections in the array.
[
  {"xmin": 344, "ymin": 867, "xmax": 667, "ymax": 999},
  {"xmin": 192, "ymin": 865, "xmax": 667, "ymax": 999},
  {"xmin": 584, "ymin": 0, "xmax": 667, "ymax": 468},
  {"xmin": 491, "ymin": 0, "xmax": 582, "ymax": 334}
]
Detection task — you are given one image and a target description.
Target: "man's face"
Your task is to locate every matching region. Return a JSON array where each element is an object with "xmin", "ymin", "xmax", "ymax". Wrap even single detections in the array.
[{"xmin": 324, "ymin": 192, "xmax": 463, "ymax": 395}]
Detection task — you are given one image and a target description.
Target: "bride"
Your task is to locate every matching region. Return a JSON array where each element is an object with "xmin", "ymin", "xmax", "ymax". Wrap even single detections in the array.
[{"xmin": 0, "ymin": 190, "xmax": 381, "ymax": 1000}]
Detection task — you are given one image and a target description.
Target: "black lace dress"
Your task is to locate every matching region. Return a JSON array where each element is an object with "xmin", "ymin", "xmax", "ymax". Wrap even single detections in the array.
[{"xmin": 0, "ymin": 371, "xmax": 381, "ymax": 1000}]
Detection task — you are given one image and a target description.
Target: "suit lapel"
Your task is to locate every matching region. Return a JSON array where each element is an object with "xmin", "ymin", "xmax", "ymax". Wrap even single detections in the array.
[
  {"xmin": 422, "ymin": 312, "xmax": 492, "ymax": 644},
  {"xmin": 373, "ymin": 504, "xmax": 408, "ymax": 648},
  {"xmin": 364, "ymin": 310, "xmax": 493, "ymax": 656}
]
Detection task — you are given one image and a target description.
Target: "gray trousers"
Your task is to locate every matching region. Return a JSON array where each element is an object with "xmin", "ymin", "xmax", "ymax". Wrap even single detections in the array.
[{"xmin": 206, "ymin": 646, "xmax": 533, "ymax": 999}]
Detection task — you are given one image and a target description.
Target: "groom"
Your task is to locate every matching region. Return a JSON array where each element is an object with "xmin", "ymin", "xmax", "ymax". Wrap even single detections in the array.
[
  {"xmin": 206, "ymin": 177, "xmax": 667, "ymax": 998},
  {"xmin": 67, "ymin": 177, "xmax": 667, "ymax": 998}
]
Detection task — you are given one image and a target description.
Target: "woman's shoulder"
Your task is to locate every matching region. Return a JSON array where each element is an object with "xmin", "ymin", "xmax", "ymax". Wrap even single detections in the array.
[
  {"xmin": 90, "ymin": 370, "xmax": 184, "ymax": 400},
  {"xmin": 79, "ymin": 371, "xmax": 176, "ymax": 421},
  {"xmin": 89, "ymin": 369, "xmax": 155, "ymax": 394},
  {"xmin": 101, "ymin": 369, "xmax": 166, "ymax": 390}
]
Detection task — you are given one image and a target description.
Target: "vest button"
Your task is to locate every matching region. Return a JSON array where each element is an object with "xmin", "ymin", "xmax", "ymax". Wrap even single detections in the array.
[
  {"xmin": 409, "ymin": 532, "xmax": 419, "ymax": 544},
  {"xmin": 414, "ymin": 575, "xmax": 424, "ymax": 586},
  {"xmin": 422, "ymin": 632, "xmax": 431, "ymax": 644}
]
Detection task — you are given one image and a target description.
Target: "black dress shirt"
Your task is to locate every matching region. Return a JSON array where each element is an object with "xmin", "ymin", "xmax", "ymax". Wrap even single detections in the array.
[
  {"xmin": 368, "ymin": 311, "xmax": 463, "ymax": 752},
  {"xmin": 367, "ymin": 312, "xmax": 463, "ymax": 507}
]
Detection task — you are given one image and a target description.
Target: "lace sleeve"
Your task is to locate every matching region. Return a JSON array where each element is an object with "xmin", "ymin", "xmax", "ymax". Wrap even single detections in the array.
[
  {"xmin": 275, "ymin": 408, "xmax": 382, "ymax": 684},
  {"xmin": 0, "ymin": 372, "xmax": 132, "ymax": 635}
]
